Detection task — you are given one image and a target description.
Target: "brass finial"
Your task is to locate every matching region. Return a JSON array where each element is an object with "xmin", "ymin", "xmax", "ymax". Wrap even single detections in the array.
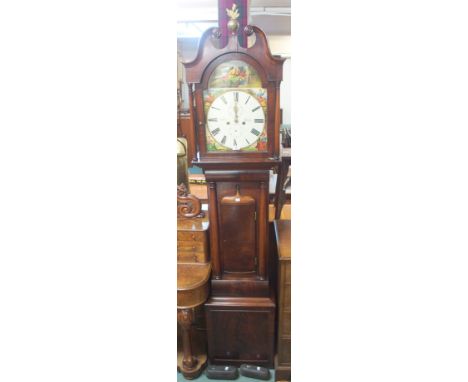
[{"xmin": 226, "ymin": 3, "xmax": 240, "ymax": 34}]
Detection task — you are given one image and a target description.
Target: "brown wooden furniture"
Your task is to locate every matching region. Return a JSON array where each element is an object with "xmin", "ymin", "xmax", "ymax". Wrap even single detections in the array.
[
  {"xmin": 177, "ymin": 214, "xmax": 211, "ymax": 379},
  {"xmin": 182, "ymin": 7, "xmax": 285, "ymax": 368},
  {"xmin": 274, "ymin": 220, "xmax": 291, "ymax": 381}
]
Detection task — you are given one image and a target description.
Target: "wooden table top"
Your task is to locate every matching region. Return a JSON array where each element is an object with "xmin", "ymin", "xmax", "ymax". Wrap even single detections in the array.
[{"xmin": 177, "ymin": 263, "xmax": 211, "ymax": 292}]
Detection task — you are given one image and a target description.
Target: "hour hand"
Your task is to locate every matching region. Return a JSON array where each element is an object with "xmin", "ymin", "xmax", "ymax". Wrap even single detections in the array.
[{"xmin": 233, "ymin": 103, "xmax": 239, "ymax": 123}]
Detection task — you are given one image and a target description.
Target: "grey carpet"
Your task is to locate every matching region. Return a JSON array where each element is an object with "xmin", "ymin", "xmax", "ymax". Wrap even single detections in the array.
[{"xmin": 177, "ymin": 369, "xmax": 275, "ymax": 381}]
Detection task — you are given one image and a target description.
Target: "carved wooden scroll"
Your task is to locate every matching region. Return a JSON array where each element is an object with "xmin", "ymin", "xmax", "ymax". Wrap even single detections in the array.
[{"xmin": 177, "ymin": 184, "xmax": 205, "ymax": 218}]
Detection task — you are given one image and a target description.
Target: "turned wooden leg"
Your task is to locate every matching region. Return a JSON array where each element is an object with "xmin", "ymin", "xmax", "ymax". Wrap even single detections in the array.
[{"xmin": 177, "ymin": 308, "xmax": 197, "ymax": 370}]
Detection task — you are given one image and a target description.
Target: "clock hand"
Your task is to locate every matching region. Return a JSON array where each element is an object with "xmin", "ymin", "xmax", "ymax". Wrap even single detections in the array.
[{"xmin": 233, "ymin": 95, "xmax": 239, "ymax": 124}]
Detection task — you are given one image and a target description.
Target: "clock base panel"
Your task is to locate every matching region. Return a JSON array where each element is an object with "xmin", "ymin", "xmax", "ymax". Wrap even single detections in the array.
[{"xmin": 205, "ymin": 296, "xmax": 276, "ymax": 368}]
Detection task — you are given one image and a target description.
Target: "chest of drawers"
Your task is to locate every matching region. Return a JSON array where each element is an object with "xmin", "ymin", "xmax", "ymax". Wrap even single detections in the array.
[
  {"xmin": 177, "ymin": 217, "xmax": 209, "ymax": 263},
  {"xmin": 274, "ymin": 220, "xmax": 291, "ymax": 381}
]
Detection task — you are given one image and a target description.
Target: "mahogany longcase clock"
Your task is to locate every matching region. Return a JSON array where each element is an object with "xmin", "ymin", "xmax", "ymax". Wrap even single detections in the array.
[{"xmin": 183, "ymin": 4, "xmax": 284, "ymax": 367}]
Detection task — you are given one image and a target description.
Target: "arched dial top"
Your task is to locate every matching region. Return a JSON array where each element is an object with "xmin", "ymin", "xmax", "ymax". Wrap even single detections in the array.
[
  {"xmin": 182, "ymin": 26, "xmax": 284, "ymax": 85},
  {"xmin": 182, "ymin": 24, "xmax": 285, "ymax": 165},
  {"xmin": 206, "ymin": 90, "xmax": 265, "ymax": 151}
]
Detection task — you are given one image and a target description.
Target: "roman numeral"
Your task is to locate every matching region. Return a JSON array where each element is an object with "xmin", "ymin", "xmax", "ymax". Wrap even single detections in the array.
[
  {"xmin": 254, "ymin": 118, "xmax": 264, "ymax": 123},
  {"xmin": 234, "ymin": 92, "xmax": 239, "ymax": 101},
  {"xmin": 252, "ymin": 106, "xmax": 261, "ymax": 112},
  {"xmin": 233, "ymin": 139, "xmax": 237, "ymax": 147},
  {"xmin": 211, "ymin": 106, "xmax": 220, "ymax": 110},
  {"xmin": 245, "ymin": 138, "xmax": 250, "ymax": 145},
  {"xmin": 208, "ymin": 118, "xmax": 218, "ymax": 122},
  {"xmin": 221, "ymin": 96, "xmax": 227, "ymax": 104},
  {"xmin": 245, "ymin": 96, "xmax": 251, "ymax": 104},
  {"xmin": 251, "ymin": 128, "xmax": 261, "ymax": 136},
  {"xmin": 211, "ymin": 128, "xmax": 220, "ymax": 136},
  {"xmin": 221, "ymin": 136, "xmax": 226, "ymax": 145}
]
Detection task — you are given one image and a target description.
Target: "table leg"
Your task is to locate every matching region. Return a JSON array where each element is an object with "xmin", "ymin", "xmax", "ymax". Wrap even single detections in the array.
[
  {"xmin": 178, "ymin": 309, "xmax": 196, "ymax": 369},
  {"xmin": 177, "ymin": 308, "xmax": 205, "ymax": 379}
]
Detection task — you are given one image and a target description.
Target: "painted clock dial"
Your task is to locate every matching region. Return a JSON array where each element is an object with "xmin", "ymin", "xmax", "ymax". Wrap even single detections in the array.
[
  {"xmin": 203, "ymin": 59, "xmax": 268, "ymax": 152},
  {"xmin": 206, "ymin": 90, "xmax": 265, "ymax": 150}
]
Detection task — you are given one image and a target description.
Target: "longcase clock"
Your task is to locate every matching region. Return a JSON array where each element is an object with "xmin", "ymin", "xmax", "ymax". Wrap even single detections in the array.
[{"xmin": 183, "ymin": 4, "xmax": 284, "ymax": 367}]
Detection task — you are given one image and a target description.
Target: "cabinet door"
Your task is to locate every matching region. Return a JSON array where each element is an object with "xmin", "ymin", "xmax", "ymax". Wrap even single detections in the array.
[
  {"xmin": 206, "ymin": 307, "xmax": 275, "ymax": 367},
  {"xmin": 219, "ymin": 190, "xmax": 256, "ymax": 275}
]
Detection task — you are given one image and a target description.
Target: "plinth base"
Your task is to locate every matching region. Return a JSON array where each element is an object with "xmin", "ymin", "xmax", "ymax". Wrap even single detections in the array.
[
  {"xmin": 205, "ymin": 296, "xmax": 276, "ymax": 368},
  {"xmin": 177, "ymin": 352, "xmax": 207, "ymax": 380}
]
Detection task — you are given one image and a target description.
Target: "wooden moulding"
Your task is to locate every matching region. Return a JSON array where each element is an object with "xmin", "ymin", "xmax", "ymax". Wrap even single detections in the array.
[
  {"xmin": 194, "ymin": 159, "xmax": 281, "ymax": 171},
  {"xmin": 210, "ymin": 278, "xmax": 270, "ymax": 297},
  {"xmin": 204, "ymin": 169, "xmax": 270, "ymax": 182}
]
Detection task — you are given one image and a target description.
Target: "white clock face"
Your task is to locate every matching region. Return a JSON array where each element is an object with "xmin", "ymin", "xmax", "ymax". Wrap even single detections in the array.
[{"xmin": 206, "ymin": 90, "xmax": 265, "ymax": 150}]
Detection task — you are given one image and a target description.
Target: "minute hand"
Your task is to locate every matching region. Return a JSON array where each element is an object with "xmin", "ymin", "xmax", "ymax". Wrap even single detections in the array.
[{"xmin": 233, "ymin": 100, "xmax": 239, "ymax": 123}]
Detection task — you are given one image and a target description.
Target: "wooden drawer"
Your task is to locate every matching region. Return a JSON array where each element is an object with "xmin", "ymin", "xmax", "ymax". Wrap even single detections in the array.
[
  {"xmin": 177, "ymin": 230, "xmax": 207, "ymax": 243},
  {"xmin": 177, "ymin": 241, "xmax": 208, "ymax": 263},
  {"xmin": 177, "ymin": 251, "xmax": 207, "ymax": 263},
  {"xmin": 177, "ymin": 240, "xmax": 207, "ymax": 253}
]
